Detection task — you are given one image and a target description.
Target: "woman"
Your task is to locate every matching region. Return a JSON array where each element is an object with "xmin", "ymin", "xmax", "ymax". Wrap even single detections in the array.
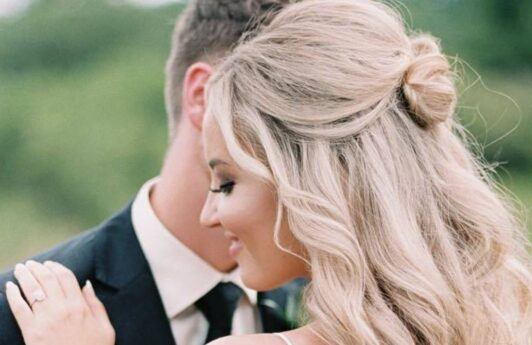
[{"xmin": 6, "ymin": 0, "xmax": 532, "ymax": 344}]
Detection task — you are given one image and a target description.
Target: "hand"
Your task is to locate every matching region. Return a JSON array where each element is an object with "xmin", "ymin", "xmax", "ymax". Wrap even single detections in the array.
[{"xmin": 5, "ymin": 260, "xmax": 115, "ymax": 345}]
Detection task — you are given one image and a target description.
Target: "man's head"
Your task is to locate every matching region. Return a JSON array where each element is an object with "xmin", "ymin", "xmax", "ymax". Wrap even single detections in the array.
[
  {"xmin": 164, "ymin": 0, "xmax": 294, "ymax": 138},
  {"xmin": 152, "ymin": 0, "xmax": 295, "ymax": 272}
]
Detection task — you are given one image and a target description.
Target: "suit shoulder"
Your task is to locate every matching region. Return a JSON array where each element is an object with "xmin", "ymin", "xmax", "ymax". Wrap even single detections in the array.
[
  {"xmin": 0, "ymin": 203, "xmax": 133, "ymax": 283},
  {"xmin": 208, "ymin": 334, "xmax": 285, "ymax": 345},
  {"xmin": 0, "ymin": 204, "xmax": 134, "ymax": 345}
]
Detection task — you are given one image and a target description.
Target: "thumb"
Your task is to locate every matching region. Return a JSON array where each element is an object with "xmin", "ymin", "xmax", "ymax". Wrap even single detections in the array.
[{"xmin": 82, "ymin": 280, "xmax": 111, "ymax": 323}]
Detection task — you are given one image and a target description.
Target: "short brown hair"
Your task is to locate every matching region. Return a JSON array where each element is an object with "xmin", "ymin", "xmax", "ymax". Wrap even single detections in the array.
[{"xmin": 164, "ymin": 0, "xmax": 294, "ymax": 138}]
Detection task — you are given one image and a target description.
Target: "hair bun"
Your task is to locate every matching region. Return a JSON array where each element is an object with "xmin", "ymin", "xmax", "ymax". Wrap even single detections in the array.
[{"xmin": 402, "ymin": 34, "xmax": 457, "ymax": 128}]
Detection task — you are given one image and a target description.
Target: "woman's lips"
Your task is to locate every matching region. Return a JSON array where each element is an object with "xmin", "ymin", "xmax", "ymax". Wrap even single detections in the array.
[
  {"xmin": 228, "ymin": 239, "xmax": 243, "ymax": 258},
  {"xmin": 224, "ymin": 231, "xmax": 243, "ymax": 258}
]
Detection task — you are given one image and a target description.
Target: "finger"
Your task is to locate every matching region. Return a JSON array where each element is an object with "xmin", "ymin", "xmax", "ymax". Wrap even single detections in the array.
[
  {"xmin": 13, "ymin": 263, "xmax": 46, "ymax": 307},
  {"xmin": 43, "ymin": 261, "xmax": 84, "ymax": 301},
  {"xmin": 5, "ymin": 281, "xmax": 33, "ymax": 328},
  {"xmin": 25, "ymin": 260, "xmax": 64, "ymax": 300},
  {"xmin": 44, "ymin": 261, "xmax": 89, "ymax": 316},
  {"xmin": 82, "ymin": 280, "xmax": 110, "ymax": 323}
]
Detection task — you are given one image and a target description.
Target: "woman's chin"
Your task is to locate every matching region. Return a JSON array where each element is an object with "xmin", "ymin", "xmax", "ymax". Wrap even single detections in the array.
[
  {"xmin": 240, "ymin": 264, "xmax": 288, "ymax": 291},
  {"xmin": 241, "ymin": 273, "xmax": 278, "ymax": 291}
]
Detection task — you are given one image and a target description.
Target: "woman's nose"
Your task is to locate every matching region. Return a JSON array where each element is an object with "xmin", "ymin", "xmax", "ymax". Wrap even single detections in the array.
[{"xmin": 200, "ymin": 193, "xmax": 220, "ymax": 228}]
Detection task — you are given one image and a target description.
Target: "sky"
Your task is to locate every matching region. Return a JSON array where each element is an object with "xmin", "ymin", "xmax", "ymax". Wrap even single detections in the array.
[{"xmin": 0, "ymin": 0, "xmax": 182, "ymax": 18}]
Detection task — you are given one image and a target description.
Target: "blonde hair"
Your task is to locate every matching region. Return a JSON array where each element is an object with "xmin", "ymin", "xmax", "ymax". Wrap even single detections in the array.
[{"xmin": 205, "ymin": 0, "xmax": 532, "ymax": 344}]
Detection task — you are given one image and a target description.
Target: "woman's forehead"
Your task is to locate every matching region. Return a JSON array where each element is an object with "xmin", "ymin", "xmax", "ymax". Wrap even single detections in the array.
[{"xmin": 202, "ymin": 112, "xmax": 230, "ymax": 161}]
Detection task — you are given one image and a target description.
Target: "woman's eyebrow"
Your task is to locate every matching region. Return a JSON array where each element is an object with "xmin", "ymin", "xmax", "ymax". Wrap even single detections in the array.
[{"xmin": 208, "ymin": 158, "xmax": 229, "ymax": 169}]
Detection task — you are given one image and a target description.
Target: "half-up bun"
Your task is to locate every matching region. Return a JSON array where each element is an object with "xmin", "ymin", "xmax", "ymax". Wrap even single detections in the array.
[{"xmin": 402, "ymin": 34, "xmax": 457, "ymax": 128}]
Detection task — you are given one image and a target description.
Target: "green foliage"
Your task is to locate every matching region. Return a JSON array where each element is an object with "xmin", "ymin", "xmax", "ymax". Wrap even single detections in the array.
[
  {"xmin": 402, "ymin": 0, "xmax": 532, "ymax": 172},
  {"xmin": 0, "ymin": 0, "xmax": 182, "ymax": 72},
  {"xmin": 0, "ymin": 0, "xmax": 530, "ymax": 268},
  {"xmin": 402, "ymin": 0, "xmax": 532, "ymax": 71}
]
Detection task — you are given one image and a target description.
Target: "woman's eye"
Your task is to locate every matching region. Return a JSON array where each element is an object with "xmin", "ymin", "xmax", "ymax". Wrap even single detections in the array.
[{"xmin": 210, "ymin": 181, "xmax": 235, "ymax": 195}]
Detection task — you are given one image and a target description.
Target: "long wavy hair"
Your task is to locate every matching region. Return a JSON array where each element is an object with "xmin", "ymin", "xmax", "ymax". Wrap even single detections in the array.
[{"xmin": 205, "ymin": 0, "xmax": 532, "ymax": 343}]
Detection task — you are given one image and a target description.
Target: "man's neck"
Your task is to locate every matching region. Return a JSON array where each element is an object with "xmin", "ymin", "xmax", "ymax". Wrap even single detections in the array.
[{"xmin": 149, "ymin": 124, "xmax": 236, "ymax": 273}]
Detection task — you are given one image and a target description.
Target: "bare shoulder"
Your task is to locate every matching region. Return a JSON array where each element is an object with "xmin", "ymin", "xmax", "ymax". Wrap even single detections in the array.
[{"xmin": 208, "ymin": 334, "xmax": 285, "ymax": 345}]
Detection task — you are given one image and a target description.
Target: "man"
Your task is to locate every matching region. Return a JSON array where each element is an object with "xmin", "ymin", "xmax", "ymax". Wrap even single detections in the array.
[{"xmin": 0, "ymin": 1, "xmax": 301, "ymax": 344}]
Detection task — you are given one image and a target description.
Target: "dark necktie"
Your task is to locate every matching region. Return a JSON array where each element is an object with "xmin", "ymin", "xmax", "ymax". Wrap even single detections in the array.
[{"xmin": 194, "ymin": 282, "xmax": 244, "ymax": 343}]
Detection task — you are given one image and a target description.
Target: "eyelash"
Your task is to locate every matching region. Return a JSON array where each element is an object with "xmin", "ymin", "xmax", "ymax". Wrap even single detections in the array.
[{"xmin": 210, "ymin": 181, "xmax": 235, "ymax": 195}]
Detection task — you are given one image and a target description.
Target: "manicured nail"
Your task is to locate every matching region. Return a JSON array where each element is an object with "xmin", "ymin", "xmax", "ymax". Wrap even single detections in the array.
[
  {"xmin": 14, "ymin": 263, "xmax": 24, "ymax": 272},
  {"xmin": 25, "ymin": 260, "xmax": 38, "ymax": 267},
  {"xmin": 5, "ymin": 281, "xmax": 15, "ymax": 290},
  {"xmin": 85, "ymin": 280, "xmax": 94, "ymax": 293}
]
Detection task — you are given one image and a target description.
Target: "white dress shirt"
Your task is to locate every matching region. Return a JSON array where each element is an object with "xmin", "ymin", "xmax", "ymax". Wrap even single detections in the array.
[{"xmin": 131, "ymin": 178, "xmax": 262, "ymax": 345}]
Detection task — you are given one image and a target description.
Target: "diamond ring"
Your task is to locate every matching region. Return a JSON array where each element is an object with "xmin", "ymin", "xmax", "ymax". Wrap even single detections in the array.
[{"xmin": 29, "ymin": 289, "xmax": 46, "ymax": 308}]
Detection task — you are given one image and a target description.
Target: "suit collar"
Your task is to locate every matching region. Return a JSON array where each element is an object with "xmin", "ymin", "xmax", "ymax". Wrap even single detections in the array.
[
  {"xmin": 92, "ymin": 202, "xmax": 151, "ymax": 290},
  {"xmin": 90, "ymin": 202, "xmax": 175, "ymax": 344},
  {"xmin": 101, "ymin": 270, "xmax": 176, "ymax": 345}
]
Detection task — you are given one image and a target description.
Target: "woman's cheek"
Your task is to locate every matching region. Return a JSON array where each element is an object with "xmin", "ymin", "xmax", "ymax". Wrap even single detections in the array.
[{"xmin": 220, "ymin": 190, "xmax": 267, "ymax": 229}]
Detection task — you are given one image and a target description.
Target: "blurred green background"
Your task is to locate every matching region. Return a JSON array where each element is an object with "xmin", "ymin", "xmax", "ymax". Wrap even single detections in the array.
[{"xmin": 0, "ymin": 0, "xmax": 530, "ymax": 270}]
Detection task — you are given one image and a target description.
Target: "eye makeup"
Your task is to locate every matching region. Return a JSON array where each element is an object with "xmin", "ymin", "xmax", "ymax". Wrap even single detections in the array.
[{"xmin": 209, "ymin": 180, "xmax": 235, "ymax": 194}]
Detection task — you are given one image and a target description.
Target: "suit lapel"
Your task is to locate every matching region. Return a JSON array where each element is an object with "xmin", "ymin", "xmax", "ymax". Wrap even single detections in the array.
[
  {"xmin": 101, "ymin": 271, "xmax": 176, "ymax": 345},
  {"xmin": 91, "ymin": 204, "xmax": 175, "ymax": 345}
]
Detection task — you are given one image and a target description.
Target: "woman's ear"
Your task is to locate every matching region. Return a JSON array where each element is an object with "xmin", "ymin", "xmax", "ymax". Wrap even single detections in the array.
[{"xmin": 182, "ymin": 62, "xmax": 213, "ymax": 130}]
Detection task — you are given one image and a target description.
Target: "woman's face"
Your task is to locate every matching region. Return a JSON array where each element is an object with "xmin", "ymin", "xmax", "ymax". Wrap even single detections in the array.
[{"xmin": 200, "ymin": 112, "xmax": 308, "ymax": 291}]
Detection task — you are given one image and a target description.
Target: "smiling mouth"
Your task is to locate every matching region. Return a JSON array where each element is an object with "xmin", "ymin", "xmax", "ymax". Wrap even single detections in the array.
[{"xmin": 224, "ymin": 231, "xmax": 243, "ymax": 258}]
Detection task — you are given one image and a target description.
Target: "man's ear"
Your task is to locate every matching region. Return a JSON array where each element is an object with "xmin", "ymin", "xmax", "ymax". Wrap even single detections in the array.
[{"xmin": 182, "ymin": 62, "xmax": 213, "ymax": 130}]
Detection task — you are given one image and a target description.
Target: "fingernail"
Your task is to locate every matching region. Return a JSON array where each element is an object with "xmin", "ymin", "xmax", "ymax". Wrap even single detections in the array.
[
  {"xmin": 85, "ymin": 280, "xmax": 94, "ymax": 293},
  {"xmin": 14, "ymin": 263, "xmax": 24, "ymax": 272},
  {"xmin": 43, "ymin": 261, "xmax": 53, "ymax": 267},
  {"xmin": 25, "ymin": 260, "xmax": 37, "ymax": 266},
  {"xmin": 6, "ymin": 281, "xmax": 15, "ymax": 290}
]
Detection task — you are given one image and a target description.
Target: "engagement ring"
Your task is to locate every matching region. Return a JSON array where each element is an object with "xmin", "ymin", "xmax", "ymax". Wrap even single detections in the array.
[{"xmin": 29, "ymin": 290, "xmax": 46, "ymax": 307}]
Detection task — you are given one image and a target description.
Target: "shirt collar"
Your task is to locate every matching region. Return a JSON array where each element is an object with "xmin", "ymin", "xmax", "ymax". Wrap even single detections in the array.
[{"xmin": 131, "ymin": 178, "xmax": 257, "ymax": 319}]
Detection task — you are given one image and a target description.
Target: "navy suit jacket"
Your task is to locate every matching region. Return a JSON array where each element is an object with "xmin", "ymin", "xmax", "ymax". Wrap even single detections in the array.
[{"xmin": 0, "ymin": 203, "xmax": 301, "ymax": 345}]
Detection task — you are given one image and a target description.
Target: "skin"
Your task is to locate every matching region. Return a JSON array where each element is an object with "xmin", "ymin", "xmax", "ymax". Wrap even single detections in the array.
[
  {"xmin": 200, "ymin": 111, "xmax": 309, "ymax": 291},
  {"xmin": 6, "ymin": 260, "xmax": 115, "ymax": 345},
  {"xmin": 151, "ymin": 62, "xmax": 236, "ymax": 273}
]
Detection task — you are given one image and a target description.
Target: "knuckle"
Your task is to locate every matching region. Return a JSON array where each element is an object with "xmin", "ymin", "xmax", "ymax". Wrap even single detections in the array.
[
  {"xmin": 71, "ymin": 303, "xmax": 88, "ymax": 316},
  {"xmin": 54, "ymin": 307, "xmax": 69, "ymax": 321},
  {"xmin": 40, "ymin": 271, "xmax": 55, "ymax": 284},
  {"xmin": 37, "ymin": 318, "xmax": 54, "ymax": 332},
  {"xmin": 64, "ymin": 306, "xmax": 77, "ymax": 318},
  {"xmin": 58, "ymin": 269, "xmax": 72, "ymax": 280},
  {"xmin": 10, "ymin": 302, "xmax": 23, "ymax": 314},
  {"xmin": 64, "ymin": 300, "xmax": 89, "ymax": 319}
]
